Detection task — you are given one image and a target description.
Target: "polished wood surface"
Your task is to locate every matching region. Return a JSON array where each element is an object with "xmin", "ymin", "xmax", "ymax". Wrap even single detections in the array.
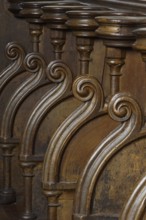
[
  {"xmin": 81, "ymin": 0, "xmax": 146, "ymax": 13},
  {"xmin": 0, "ymin": 1, "xmax": 146, "ymax": 220}
]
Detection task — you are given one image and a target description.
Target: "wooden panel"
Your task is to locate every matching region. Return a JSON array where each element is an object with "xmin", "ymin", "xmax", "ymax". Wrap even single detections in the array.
[{"xmin": 0, "ymin": 1, "xmax": 146, "ymax": 220}]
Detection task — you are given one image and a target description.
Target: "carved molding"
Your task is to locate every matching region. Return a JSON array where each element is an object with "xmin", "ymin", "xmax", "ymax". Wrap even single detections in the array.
[
  {"xmin": 20, "ymin": 60, "xmax": 73, "ymax": 161},
  {"xmin": 3, "ymin": 2, "xmax": 146, "ymax": 219},
  {"xmin": 120, "ymin": 175, "xmax": 146, "ymax": 220},
  {"xmin": 73, "ymin": 92, "xmax": 143, "ymax": 219},
  {"xmin": 0, "ymin": 42, "xmax": 25, "ymax": 92},
  {"xmin": 0, "ymin": 52, "xmax": 46, "ymax": 140},
  {"xmin": 42, "ymin": 75, "xmax": 104, "ymax": 189}
]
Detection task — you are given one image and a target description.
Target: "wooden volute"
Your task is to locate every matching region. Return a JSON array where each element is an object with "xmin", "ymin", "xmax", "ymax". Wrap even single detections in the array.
[
  {"xmin": 66, "ymin": 10, "xmax": 143, "ymax": 83},
  {"xmin": 1, "ymin": 1, "xmax": 146, "ymax": 220},
  {"xmin": 73, "ymin": 16, "xmax": 146, "ymax": 220},
  {"xmin": 18, "ymin": 4, "xmax": 90, "ymax": 220},
  {"xmin": 0, "ymin": 0, "xmax": 49, "ymax": 209},
  {"xmin": 41, "ymin": 7, "xmax": 106, "ymax": 220}
]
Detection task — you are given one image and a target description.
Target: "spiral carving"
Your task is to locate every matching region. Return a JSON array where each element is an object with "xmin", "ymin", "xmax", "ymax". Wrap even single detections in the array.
[
  {"xmin": 73, "ymin": 75, "xmax": 103, "ymax": 103},
  {"xmin": 0, "ymin": 42, "xmax": 25, "ymax": 84},
  {"xmin": 46, "ymin": 60, "xmax": 72, "ymax": 83},
  {"xmin": 73, "ymin": 93, "xmax": 142, "ymax": 218},
  {"xmin": 5, "ymin": 42, "xmax": 25, "ymax": 61},
  {"xmin": 24, "ymin": 52, "xmax": 46, "ymax": 73},
  {"xmin": 42, "ymin": 75, "xmax": 103, "ymax": 186},
  {"xmin": 108, "ymin": 93, "xmax": 142, "ymax": 123}
]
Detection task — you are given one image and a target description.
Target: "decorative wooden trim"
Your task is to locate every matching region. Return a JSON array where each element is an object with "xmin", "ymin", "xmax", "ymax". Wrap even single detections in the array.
[
  {"xmin": 0, "ymin": 52, "xmax": 46, "ymax": 206},
  {"xmin": 73, "ymin": 92, "xmax": 143, "ymax": 219},
  {"xmin": 120, "ymin": 175, "xmax": 146, "ymax": 220},
  {"xmin": 0, "ymin": 52, "xmax": 46, "ymax": 139},
  {"xmin": 66, "ymin": 10, "xmax": 100, "ymax": 75},
  {"xmin": 19, "ymin": 60, "xmax": 73, "ymax": 220},
  {"xmin": 0, "ymin": 42, "xmax": 25, "ymax": 92},
  {"xmin": 20, "ymin": 60, "xmax": 73, "ymax": 161},
  {"xmin": 42, "ymin": 75, "xmax": 104, "ymax": 188}
]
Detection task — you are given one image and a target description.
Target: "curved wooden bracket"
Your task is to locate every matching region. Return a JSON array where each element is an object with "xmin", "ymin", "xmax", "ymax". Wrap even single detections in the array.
[
  {"xmin": 20, "ymin": 60, "xmax": 73, "ymax": 160},
  {"xmin": 0, "ymin": 52, "xmax": 46, "ymax": 206},
  {"xmin": 42, "ymin": 74, "xmax": 104, "ymax": 189},
  {"xmin": 0, "ymin": 42, "xmax": 25, "ymax": 92},
  {"xmin": 0, "ymin": 52, "xmax": 46, "ymax": 139},
  {"xmin": 73, "ymin": 92, "xmax": 143, "ymax": 219}
]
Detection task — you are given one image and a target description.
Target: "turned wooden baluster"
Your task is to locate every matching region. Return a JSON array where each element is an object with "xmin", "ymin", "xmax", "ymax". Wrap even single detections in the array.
[
  {"xmin": 19, "ymin": 1, "xmax": 49, "ymax": 53},
  {"xmin": 20, "ymin": 1, "xmax": 87, "ymax": 55},
  {"xmin": 66, "ymin": 8, "xmax": 113, "ymax": 76},
  {"xmin": 21, "ymin": 3, "xmax": 95, "ymax": 219},
  {"xmin": 0, "ymin": 2, "xmax": 59, "ymax": 92},
  {"xmin": 0, "ymin": 3, "xmax": 23, "ymax": 206},
  {"xmin": 19, "ymin": 2, "xmax": 90, "ymax": 220},
  {"xmin": 67, "ymin": 11, "xmax": 135, "ymax": 77},
  {"xmin": 42, "ymin": 8, "xmax": 109, "ymax": 220},
  {"xmin": 72, "ymin": 16, "xmax": 146, "ymax": 220},
  {"xmin": 41, "ymin": 2, "xmax": 90, "ymax": 60},
  {"xmin": 109, "ymin": 24, "xmax": 146, "ymax": 220},
  {"xmin": 0, "ymin": 1, "xmax": 48, "ymax": 206},
  {"xmin": 0, "ymin": 0, "xmax": 86, "ymax": 208},
  {"xmin": 95, "ymin": 15, "xmax": 146, "ymax": 103}
]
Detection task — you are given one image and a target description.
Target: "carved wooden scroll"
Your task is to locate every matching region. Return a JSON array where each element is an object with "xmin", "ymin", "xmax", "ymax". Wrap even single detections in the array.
[
  {"xmin": 1, "ymin": 53, "xmax": 46, "ymax": 140},
  {"xmin": 19, "ymin": 2, "xmax": 49, "ymax": 53},
  {"xmin": 120, "ymin": 175, "xmax": 146, "ymax": 220},
  {"xmin": 18, "ymin": 3, "xmax": 90, "ymax": 219},
  {"xmin": 41, "ymin": 9, "xmax": 106, "ymax": 220},
  {"xmin": 73, "ymin": 92, "xmax": 143, "ymax": 219},
  {"xmin": 95, "ymin": 16, "xmax": 146, "ymax": 100},
  {"xmin": 2, "ymin": 2, "xmax": 146, "ymax": 220},
  {"xmin": 9, "ymin": 2, "xmax": 46, "ymax": 53},
  {"xmin": 0, "ymin": 52, "xmax": 46, "ymax": 206},
  {"xmin": 42, "ymin": 75, "xmax": 104, "ymax": 220},
  {"xmin": 0, "ymin": 42, "xmax": 25, "ymax": 92},
  {"xmin": 20, "ymin": 61, "xmax": 72, "ymax": 220},
  {"xmin": 0, "ymin": 1, "xmax": 52, "ymax": 206},
  {"xmin": 20, "ymin": 61, "xmax": 72, "ymax": 160}
]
